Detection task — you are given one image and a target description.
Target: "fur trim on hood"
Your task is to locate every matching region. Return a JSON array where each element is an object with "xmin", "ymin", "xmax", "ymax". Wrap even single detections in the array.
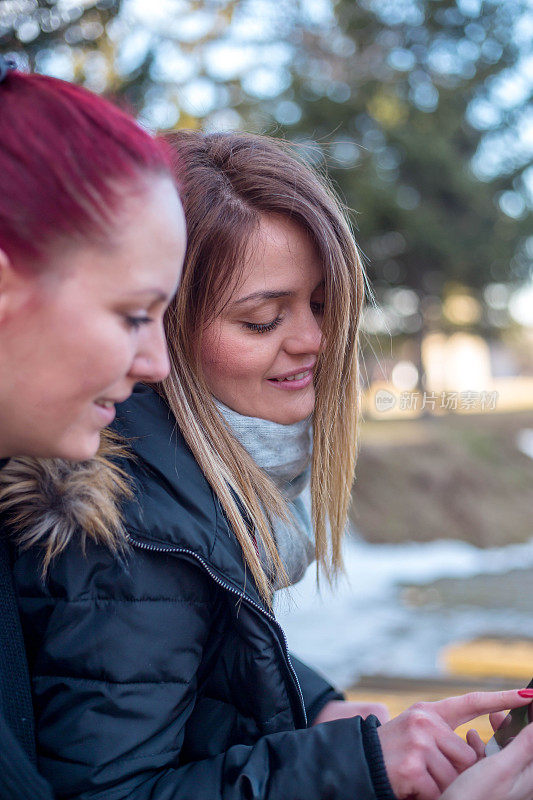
[{"xmin": 0, "ymin": 436, "xmax": 132, "ymax": 575}]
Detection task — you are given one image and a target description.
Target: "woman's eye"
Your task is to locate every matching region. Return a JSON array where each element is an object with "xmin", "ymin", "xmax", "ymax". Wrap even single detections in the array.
[
  {"xmin": 311, "ymin": 302, "xmax": 325, "ymax": 315},
  {"xmin": 125, "ymin": 315, "xmax": 153, "ymax": 329},
  {"xmin": 242, "ymin": 316, "xmax": 282, "ymax": 334}
]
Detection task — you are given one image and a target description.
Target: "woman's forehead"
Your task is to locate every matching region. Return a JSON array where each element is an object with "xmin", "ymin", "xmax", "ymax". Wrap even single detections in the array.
[{"xmin": 233, "ymin": 217, "xmax": 322, "ymax": 295}]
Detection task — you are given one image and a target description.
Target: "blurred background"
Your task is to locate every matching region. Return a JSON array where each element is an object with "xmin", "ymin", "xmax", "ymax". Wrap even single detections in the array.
[{"xmin": 3, "ymin": 0, "xmax": 533, "ymax": 711}]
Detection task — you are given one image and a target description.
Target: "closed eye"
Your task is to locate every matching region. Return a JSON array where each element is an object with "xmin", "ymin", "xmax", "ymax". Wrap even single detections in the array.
[
  {"xmin": 125, "ymin": 315, "xmax": 153, "ymax": 329},
  {"xmin": 242, "ymin": 316, "xmax": 282, "ymax": 334}
]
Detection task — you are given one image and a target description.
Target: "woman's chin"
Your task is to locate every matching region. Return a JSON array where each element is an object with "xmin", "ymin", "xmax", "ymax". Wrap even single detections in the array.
[
  {"xmin": 217, "ymin": 386, "xmax": 315, "ymax": 425},
  {"xmin": 263, "ymin": 397, "xmax": 315, "ymax": 425},
  {"xmin": 48, "ymin": 431, "xmax": 102, "ymax": 463},
  {"xmin": 273, "ymin": 411, "xmax": 312, "ymax": 425}
]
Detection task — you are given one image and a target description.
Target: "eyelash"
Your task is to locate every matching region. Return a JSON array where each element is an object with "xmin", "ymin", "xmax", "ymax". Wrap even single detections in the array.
[
  {"xmin": 243, "ymin": 316, "xmax": 282, "ymax": 334},
  {"xmin": 125, "ymin": 315, "xmax": 153, "ymax": 329},
  {"xmin": 243, "ymin": 303, "xmax": 324, "ymax": 335}
]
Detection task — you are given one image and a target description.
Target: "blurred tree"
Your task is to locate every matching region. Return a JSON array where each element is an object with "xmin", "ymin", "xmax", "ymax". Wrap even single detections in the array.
[
  {"xmin": 1, "ymin": 0, "xmax": 531, "ymax": 306},
  {"xmin": 249, "ymin": 0, "xmax": 533, "ymax": 306},
  {"xmin": 0, "ymin": 1, "xmax": 123, "ymax": 88},
  {"xmin": 0, "ymin": 0, "xmax": 307, "ymax": 130}
]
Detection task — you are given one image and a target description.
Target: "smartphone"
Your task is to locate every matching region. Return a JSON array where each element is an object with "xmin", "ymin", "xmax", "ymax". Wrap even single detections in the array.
[{"xmin": 485, "ymin": 678, "xmax": 533, "ymax": 756}]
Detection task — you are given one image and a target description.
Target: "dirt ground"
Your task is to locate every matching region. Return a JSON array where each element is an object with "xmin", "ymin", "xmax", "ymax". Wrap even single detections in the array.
[{"xmin": 351, "ymin": 409, "xmax": 533, "ymax": 547}]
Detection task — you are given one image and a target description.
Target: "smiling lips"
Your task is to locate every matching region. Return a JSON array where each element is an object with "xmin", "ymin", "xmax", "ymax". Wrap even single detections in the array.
[
  {"xmin": 93, "ymin": 393, "xmax": 131, "ymax": 425},
  {"xmin": 94, "ymin": 399, "xmax": 115, "ymax": 409},
  {"xmin": 267, "ymin": 365, "xmax": 315, "ymax": 390},
  {"xmin": 271, "ymin": 369, "xmax": 311, "ymax": 383},
  {"xmin": 94, "ymin": 391, "xmax": 132, "ymax": 409}
]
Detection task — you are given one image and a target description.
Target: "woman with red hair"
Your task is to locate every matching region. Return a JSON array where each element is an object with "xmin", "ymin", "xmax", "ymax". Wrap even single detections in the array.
[{"xmin": 0, "ymin": 55, "xmax": 186, "ymax": 798}]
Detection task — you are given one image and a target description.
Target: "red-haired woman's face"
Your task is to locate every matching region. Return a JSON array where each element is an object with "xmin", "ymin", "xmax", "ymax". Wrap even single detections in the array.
[
  {"xmin": 0, "ymin": 176, "xmax": 185, "ymax": 460},
  {"xmin": 200, "ymin": 214, "xmax": 324, "ymax": 424}
]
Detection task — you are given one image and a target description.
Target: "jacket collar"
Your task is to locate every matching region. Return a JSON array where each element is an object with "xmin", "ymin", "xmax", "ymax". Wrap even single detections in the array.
[
  {"xmin": 114, "ymin": 385, "xmax": 266, "ymax": 607},
  {"xmin": 0, "ymin": 385, "xmax": 266, "ymax": 610}
]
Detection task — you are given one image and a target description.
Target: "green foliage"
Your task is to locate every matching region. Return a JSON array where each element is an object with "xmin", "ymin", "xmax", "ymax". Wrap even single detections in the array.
[
  {"xmin": 0, "ymin": 0, "xmax": 242, "ymax": 127},
  {"xmin": 0, "ymin": 1, "xmax": 121, "ymax": 78},
  {"xmin": 248, "ymin": 0, "xmax": 533, "ymax": 295},
  {"xmin": 1, "ymin": 0, "xmax": 531, "ymax": 298}
]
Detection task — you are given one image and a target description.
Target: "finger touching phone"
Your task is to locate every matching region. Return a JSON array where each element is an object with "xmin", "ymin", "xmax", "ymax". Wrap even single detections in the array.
[{"xmin": 485, "ymin": 679, "xmax": 533, "ymax": 756}]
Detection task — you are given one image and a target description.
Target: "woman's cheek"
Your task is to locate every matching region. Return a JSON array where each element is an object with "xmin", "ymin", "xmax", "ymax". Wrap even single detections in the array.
[
  {"xmin": 202, "ymin": 325, "xmax": 280, "ymax": 397},
  {"xmin": 231, "ymin": 340, "xmax": 274, "ymax": 384},
  {"xmin": 94, "ymin": 323, "xmax": 135, "ymax": 386}
]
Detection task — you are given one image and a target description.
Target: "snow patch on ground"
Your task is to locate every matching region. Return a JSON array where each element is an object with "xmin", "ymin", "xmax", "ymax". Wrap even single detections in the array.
[{"xmin": 275, "ymin": 536, "xmax": 533, "ymax": 688}]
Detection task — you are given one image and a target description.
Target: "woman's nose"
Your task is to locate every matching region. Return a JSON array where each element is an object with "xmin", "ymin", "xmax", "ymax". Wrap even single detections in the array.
[
  {"xmin": 283, "ymin": 308, "xmax": 323, "ymax": 355},
  {"xmin": 130, "ymin": 324, "xmax": 171, "ymax": 383}
]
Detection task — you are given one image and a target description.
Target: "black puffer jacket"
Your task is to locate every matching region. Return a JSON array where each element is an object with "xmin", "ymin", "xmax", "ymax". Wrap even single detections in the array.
[{"xmin": 11, "ymin": 385, "xmax": 395, "ymax": 800}]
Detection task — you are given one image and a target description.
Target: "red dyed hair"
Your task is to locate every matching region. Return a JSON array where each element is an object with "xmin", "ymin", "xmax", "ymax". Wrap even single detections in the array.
[{"xmin": 0, "ymin": 70, "xmax": 173, "ymax": 271}]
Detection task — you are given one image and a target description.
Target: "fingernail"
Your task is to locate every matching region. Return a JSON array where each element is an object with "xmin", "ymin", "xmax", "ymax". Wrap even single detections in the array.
[{"xmin": 518, "ymin": 689, "xmax": 533, "ymax": 697}]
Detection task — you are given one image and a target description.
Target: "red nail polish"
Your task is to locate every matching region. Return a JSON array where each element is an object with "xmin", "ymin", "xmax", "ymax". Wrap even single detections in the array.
[{"xmin": 518, "ymin": 689, "xmax": 533, "ymax": 698}]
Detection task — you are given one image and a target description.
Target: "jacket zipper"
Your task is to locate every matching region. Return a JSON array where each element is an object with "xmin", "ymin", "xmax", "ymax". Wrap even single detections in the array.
[{"xmin": 127, "ymin": 534, "xmax": 307, "ymax": 727}]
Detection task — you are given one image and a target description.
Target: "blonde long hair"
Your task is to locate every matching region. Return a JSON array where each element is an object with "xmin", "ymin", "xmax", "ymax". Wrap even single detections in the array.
[{"xmin": 160, "ymin": 131, "xmax": 364, "ymax": 605}]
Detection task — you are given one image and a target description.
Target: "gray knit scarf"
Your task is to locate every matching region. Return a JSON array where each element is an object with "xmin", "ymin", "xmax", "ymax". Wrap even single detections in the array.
[{"xmin": 215, "ymin": 401, "xmax": 315, "ymax": 589}]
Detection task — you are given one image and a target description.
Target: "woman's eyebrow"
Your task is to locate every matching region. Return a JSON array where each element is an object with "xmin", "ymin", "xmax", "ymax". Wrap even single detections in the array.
[
  {"xmin": 232, "ymin": 289, "xmax": 293, "ymax": 305},
  {"xmin": 126, "ymin": 288, "xmax": 169, "ymax": 303}
]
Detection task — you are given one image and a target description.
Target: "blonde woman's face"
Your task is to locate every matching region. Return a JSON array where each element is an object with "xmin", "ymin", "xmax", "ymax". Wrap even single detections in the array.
[{"xmin": 201, "ymin": 213, "xmax": 324, "ymax": 424}]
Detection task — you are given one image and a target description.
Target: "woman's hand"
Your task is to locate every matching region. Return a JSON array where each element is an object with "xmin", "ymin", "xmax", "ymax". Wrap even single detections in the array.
[
  {"xmin": 441, "ymin": 722, "xmax": 533, "ymax": 800},
  {"xmin": 377, "ymin": 690, "xmax": 533, "ymax": 800},
  {"xmin": 313, "ymin": 700, "xmax": 390, "ymax": 725}
]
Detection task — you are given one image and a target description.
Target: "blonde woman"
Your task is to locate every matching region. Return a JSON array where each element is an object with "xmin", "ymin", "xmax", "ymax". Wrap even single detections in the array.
[{"xmin": 4, "ymin": 132, "xmax": 531, "ymax": 800}]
